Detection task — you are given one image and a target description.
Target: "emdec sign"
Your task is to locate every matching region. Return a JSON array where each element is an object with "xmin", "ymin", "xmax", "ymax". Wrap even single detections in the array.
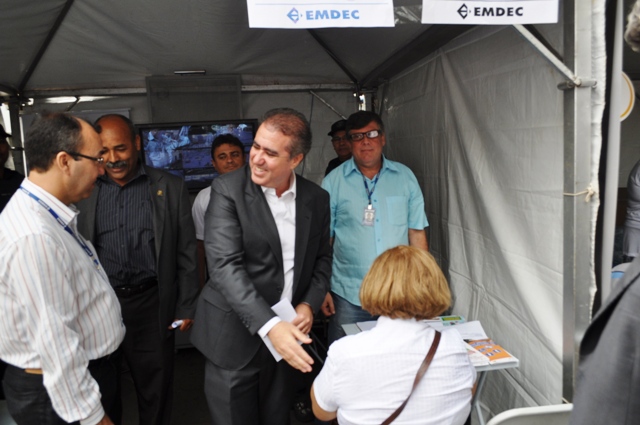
[
  {"xmin": 246, "ymin": 0, "xmax": 394, "ymax": 28},
  {"xmin": 423, "ymin": 0, "xmax": 558, "ymax": 24}
]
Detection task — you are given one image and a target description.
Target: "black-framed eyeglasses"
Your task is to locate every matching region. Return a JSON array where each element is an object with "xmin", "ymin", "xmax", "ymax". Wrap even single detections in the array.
[
  {"xmin": 349, "ymin": 129, "xmax": 383, "ymax": 142},
  {"xmin": 65, "ymin": 151, "xmax": 105, "ymax": 164}
]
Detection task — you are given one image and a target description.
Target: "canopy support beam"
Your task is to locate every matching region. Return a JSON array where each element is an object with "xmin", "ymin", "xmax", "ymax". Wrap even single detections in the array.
[
  {"xmin": 561, "ymin": 0, "xmax": 596, "ymax": 402},
  {"xmin": 307, "ymin": 29, "xmax": 360, "ymax": 87},
  {"xmin": 18, "ymin": 0, "xmax": 75, "ymax": 94},
  {"xmin": 512, "ymin": 24, "xmax": 596, "ymax": 88},
  {"xmin": 360, "ymin": 24, "xmax": 470, "ymax": 88}
]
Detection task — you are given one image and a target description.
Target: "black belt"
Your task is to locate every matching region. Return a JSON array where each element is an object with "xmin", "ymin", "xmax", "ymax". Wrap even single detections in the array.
[
  {"xmin": 113, "ymin": 279, "xmax": 158, "ymax": 298},
  {"xmin": 21, "ymin": 349, "xmax": 120, "ymax": 375}
]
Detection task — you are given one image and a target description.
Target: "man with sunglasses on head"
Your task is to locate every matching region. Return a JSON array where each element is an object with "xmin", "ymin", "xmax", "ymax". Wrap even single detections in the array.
[
  {"xmin": 321, "ymin": 110, "xmax": 429, "ymax": 344},
  {"xmin": 324, "ymin": 119, "xmax": 352, "ymax": 177},
  {"xmin": 0, "ymin": 112, "xmax": 125, "ymax": 425}
]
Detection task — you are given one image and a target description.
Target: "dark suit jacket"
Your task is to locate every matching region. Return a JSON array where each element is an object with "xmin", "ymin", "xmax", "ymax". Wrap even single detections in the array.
[
  {"xmin": 190, "ymin": 166, "xmax": 332, "ymax": 370},
  {"xmin": 76, "ymin": 165, "xmax": 199, "ymax": 331},
  {"xmin": 569, "ymin": 257, "xmax": 640, "ymax": 425}
]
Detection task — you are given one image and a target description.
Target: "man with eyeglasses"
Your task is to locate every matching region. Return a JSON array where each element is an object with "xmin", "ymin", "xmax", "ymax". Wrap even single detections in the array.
[
  {"xmin": 191, "ymin": 134, "xmax": 246, "ymax": 288},
  {"xmin": 76, "ymin": 114, "xmax": 198, "ymax": 425},
  {"xmin": 324, "ymin": 119, "xmax": 352, "ymax": 176},
  {"xmin": 190, "ymin": 108, "xmax": 331, "ymax": 425},
  {"xmin": 0, "ymin": 112, "xmax": 125, "ymax": 425},
  {"xmin": 321, "ymin": 110, "xmax": 429, "ymax": 344}
]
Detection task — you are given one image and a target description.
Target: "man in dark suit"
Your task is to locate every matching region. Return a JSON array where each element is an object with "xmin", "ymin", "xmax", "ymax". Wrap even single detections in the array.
[
  {"xmin": 190, "ymin": 108, "xmax": 332, "ymax": 425},
  {"xmin": 77, "ymin": 114, "xmax": 199, "ymax": 425},
  {"xmin": 569, "ymin": 256, "xmax": 640, "ymax": 425}
]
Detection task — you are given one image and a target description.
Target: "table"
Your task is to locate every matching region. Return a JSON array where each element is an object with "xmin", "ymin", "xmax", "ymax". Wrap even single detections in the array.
[{"xmin": 342, "ymin": 323, "xmax": 519, "ymax": 425}]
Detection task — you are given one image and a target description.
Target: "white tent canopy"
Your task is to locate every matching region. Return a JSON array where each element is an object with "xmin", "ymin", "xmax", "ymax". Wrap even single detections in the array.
[{"xmin": 0, "ymin": 0, "xmax": 607, "ymax": 420}]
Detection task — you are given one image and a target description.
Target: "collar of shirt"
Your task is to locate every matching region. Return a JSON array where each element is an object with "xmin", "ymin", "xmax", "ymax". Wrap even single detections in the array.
[
  {"xmin": 98, "ymin": 161, "xmax": 147, "ymax": 187},
  {"xmin": 375, "ymin": 315, "xmax": 429, "ymax": 331},
  {"xmin": 22, "ymin": 177, "xmax": 79, "ymax": 226},
  {"xmin": 342, "ymin": 155, "xmax": 399, "ymax": 179},
  {"xmin": 261, "ymin": 171, "xmax": 297, "ymax": 201}
]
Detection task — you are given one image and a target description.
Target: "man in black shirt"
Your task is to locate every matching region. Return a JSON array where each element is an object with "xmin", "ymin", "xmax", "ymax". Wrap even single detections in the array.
[
  {"xmin": 324, "ymin": 119, "xmax": 352, "ymax": 176},
  {"xmin": 76, "ymin": 114, "xmax": 198, "ymax": 425}
]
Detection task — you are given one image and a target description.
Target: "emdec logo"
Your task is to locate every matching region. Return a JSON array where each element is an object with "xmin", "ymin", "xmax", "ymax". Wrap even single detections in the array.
[
  {"xmin": 457, "ymin": 4, "xmax": 469, "ymax": 19},
  {"xmin": 288, "ymin": 8, "xmax": 301, "ymax": 23},
  {"xmin": 287, "ymin": 7, "xmax": 360, "ymax": 23},
  {"xmin": 457, "ymin": 4, "xmax": 525, "ymax": 19}
]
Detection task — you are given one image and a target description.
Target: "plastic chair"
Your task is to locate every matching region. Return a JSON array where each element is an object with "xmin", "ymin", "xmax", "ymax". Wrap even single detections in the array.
[{"xmin": 486, "ymin": 404, "xmax": 573, "ymax": 425}]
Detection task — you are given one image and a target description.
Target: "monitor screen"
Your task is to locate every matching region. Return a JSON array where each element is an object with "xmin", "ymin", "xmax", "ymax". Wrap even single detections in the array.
[{"xmin": 138, "ymin": 120, "xmax": 257, "ymax": 191}]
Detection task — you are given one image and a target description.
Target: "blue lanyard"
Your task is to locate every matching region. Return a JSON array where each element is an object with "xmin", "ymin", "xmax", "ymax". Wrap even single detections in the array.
[
  {"xmin": 362, "ymin": 174, "xmax": 379, "ymax": 207},
  {"xmin": 19, "ymin": 186, "xmax": 102, "ymax": 271}
]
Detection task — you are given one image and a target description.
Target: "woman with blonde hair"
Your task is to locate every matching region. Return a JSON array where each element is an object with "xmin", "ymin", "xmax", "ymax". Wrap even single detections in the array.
[{"xmin": 311, "ymin": 246, "xmax": 476, "ymax": 425}]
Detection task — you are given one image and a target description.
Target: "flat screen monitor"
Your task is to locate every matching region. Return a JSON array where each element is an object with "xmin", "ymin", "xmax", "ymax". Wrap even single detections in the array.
[{"xmin": 138, "ymin": 119, "xmax": 257, "ymax": 191}]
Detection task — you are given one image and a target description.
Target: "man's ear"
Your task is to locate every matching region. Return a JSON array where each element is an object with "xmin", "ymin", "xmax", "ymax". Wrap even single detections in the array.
[
  {"xmin": 290, "ymin": 153, "xmax": 304, "ymax": 170},
  {"xmin": 135, "ymin": 135, "xmax": 142, "ymax": 151},
  {"xmin": 55, "ymin": 151, "xmax": 73, "ymax": 175}
]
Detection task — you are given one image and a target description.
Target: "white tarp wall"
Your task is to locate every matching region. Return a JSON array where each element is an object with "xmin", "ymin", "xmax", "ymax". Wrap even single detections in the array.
[{"xmin": 380, "ymin": 13, "xmax": 604, "ymax": 417}]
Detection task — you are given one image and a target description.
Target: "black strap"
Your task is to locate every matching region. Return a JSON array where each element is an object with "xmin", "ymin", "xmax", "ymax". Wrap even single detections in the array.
[{"xmin": 381, "ymin": 331, "xmax": 441, "ymax": 425}]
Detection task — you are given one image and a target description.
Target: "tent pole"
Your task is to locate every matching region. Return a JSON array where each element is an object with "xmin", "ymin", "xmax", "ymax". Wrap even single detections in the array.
[
  {"xmin": 309, "ymin": 91, "xmax": 347, "ymax": 119},
  {"xmin": 561, "ymin": 0, "xmax": 596, "ymax": 402},
  {"xmin": 600, "ymin": 0, "xmax": 624, "ymax": 304},
  {"xmin": 512, "ymin": 24, "xmax": 596, "ymax": 88}
]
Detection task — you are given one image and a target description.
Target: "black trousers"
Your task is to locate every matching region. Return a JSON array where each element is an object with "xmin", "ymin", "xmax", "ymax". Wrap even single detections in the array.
[
  {"xmin": 204, "ymin": 343, "xmax": 294, "ymax": 425},
  {"xmin": 2, "ymin": 350, "xmax": 122, "ymax": 425},
  {"xmin": 118, "ymin": 285, "xmax": 175, "ymax": 425}
]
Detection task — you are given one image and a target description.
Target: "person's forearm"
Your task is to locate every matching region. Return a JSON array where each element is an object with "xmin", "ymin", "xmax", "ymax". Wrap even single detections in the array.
[
  {"xmin": 310, "ymin": 386, "xmax": 337, "ymax": 421},
  {"xmin": 408, "ymin": 228, "xmax": 428, "ymax": 251}
]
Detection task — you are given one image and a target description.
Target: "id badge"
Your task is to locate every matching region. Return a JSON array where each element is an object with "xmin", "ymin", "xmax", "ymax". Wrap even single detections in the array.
[{"xmin": 362, "ymin": 205, "xmax": 376, "ymax": 226}]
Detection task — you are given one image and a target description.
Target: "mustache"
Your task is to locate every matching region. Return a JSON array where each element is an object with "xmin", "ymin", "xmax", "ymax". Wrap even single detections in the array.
[{"xmin": 106, "ymin": 160, "xmax": 127, "ymax": 169}]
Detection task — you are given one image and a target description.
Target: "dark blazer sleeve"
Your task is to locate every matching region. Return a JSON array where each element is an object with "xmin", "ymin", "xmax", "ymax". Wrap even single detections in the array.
[
  {"xmin": 204, "ymin": 174, "xmax": 277, "ymax": 336},
  {"xmin": 169, "ymin": 174, "xmax": 199, "ymax": 319},
  {"xmin": 569, "ymin": 258, "xmax": 640, "ymax": 425}
]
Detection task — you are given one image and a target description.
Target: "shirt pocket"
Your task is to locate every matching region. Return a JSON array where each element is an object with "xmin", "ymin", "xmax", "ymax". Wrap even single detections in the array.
[{"xmin": 386, "ymin": 196, "xmax": 408, "ymax": 226}]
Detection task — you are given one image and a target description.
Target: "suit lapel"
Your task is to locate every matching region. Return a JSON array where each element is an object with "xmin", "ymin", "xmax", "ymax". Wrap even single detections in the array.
[
  {"xmin": 244, "ymin": 172, "xmax": 283, "ymax": 271},
  {"xmin": 147, "ymin": 168, "xmax": 167, "ymax": 258},
  {"xmin": 293, "ymin": 180, "xmax": 311, "ymax": 293}
]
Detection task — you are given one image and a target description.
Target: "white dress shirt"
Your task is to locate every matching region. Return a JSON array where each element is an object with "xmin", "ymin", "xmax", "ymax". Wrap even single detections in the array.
[
  {"xmin": 258, "ymin": 172, "xmax": 297, "ymax": 339},
  {"xmin": 0, "ymin": 178, "xmax": 126, "ymax": 425},
  {"xmin": 192, "ymin": 186, "xmax": 211, "ymax": 240},
  {"xmin": 313, "ymin": 316, "xmax": 476, "ymax": 425}
]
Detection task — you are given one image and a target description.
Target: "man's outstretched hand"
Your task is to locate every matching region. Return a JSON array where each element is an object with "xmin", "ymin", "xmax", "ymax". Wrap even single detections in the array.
[{"xmin": 268, "ymin": 321, "xmax": 313, "ymax": 372}]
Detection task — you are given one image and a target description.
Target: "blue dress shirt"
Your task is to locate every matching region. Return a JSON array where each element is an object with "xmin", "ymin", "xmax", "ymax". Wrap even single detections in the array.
[{"xmin": 321, "ymin": 156, "xmax": 428, "ymax": 305}]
